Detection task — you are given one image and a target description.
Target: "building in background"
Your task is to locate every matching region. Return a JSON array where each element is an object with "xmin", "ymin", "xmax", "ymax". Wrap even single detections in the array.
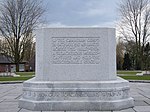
[{"xmin": 0, "ymin": 54, "xmax": 29, "ymax": 72}]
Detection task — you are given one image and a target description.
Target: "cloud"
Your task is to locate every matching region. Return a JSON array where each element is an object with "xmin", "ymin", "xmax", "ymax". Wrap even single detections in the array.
[
  {"xmin": 79, "ymin": 8, "xmax": 106, "ymax": 17},
  {"xmin": 90, "ymin": 20, "xmax": 117, "ymax": 28},
  {"xmin": 87, "ymin": 9, "xmax": 104, "ymax": 16},
  {"xmin": 38, "ymin": 22, "xmax": 67, "ymax": 28},
  {"xmin": 45, "ymin": 21, "xmax": 117, "ymax": 28},
  {"xmin": 47, "ymin": 22, "xmax": 67, "ymax": 27},
  {"xmin": 43, "ymin": 0, "xmax": 119, "ymax": 27}
]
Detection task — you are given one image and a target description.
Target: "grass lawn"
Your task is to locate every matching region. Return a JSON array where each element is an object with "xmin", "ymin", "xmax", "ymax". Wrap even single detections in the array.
[
  {"xmin": 117, "ymin": 71, "xmax": 150, "ymax": 80},
  {"xmin": 0, "ymin": 71, "xmax": 150, "ymax": 81},
  {"xmin": 117, "ymin": 71, "xmax": 142, "ymax": 75},
  {"xmin": 120, "ymin": 75, "xmax": 150, "ymax": 80},
  {"xmin": 0, "ymin": 72, "xmax": 35, "ymax": 81},
  {"xmin": 16, "ymin": 72, "xmax": 35, "ymax": 76},
  {"xmin": 0, "ymin": 76, "xmax": 33, "ymax": 81}
]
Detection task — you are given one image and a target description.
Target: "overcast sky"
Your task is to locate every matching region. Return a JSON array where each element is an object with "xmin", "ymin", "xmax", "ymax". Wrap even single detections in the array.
[{"xmin": 43, "ymin": 0, "xmax": 120, "ymax": 28}]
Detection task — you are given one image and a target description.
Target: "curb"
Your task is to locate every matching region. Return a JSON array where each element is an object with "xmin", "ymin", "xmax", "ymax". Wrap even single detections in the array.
[
  {"xmin": 0, "ymin": 81, "xmax": 24, "ymax": 84},
  {"xmin": 129, "ymin": 80, "xmax": 150, "ymax": 83}
]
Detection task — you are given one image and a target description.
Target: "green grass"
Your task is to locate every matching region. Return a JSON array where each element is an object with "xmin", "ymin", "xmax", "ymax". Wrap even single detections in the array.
[
  {"xmin": 0, "ymin": 71, "xmax": 150, "ymax": 81},
  {"xmin": 16, "ymin": 72, "xmax": 35, "ymax": 76},
  {"xmin": 0, "ymin": 76, "xmax": 33, "ymax": 81},
  {"xmin": 120, "ymin": 76, "xmax": 150, "ymax": 80},
  {"xmin": 117, "ymin": 71, "xmax": 141, "ymax": 75},
  {"xmin": 0, "ymin": 72, "xmax": 35, "ymax": 81}
]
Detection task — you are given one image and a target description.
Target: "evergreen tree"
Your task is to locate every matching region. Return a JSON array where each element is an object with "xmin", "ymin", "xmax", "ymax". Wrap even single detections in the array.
[
  {"xmin": 122, "ymin": 53, "xmax": 132, "ymax": 70},
  {"xmin": 143, "ymin": 42, "xmax": 150, "ymax": 70}
]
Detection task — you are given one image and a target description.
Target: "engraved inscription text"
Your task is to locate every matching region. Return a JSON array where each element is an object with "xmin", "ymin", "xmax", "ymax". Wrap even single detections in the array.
[{"xmin": 52, "ymin": 37, "xmax": 101, "ymax": 64}]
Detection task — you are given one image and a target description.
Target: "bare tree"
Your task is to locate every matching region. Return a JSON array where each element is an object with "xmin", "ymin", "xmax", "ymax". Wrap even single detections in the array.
[
  {"xmin": 23, "ymin": 33, "xmax": 35, "ymax": 62},
  {"xmin": 0, "ymin": 0, "xmax": 44, "ymax": 71},
  {"xmin": 116, "ymin": 37, "xmax": 124, "ymax": 70},
  {"xmin": 0, "ymin": 38, "xmax": 13, "ymax": 60},
  {"xmin": 118, "ymin": 0, "xmax": 150, "ymax": 70}
]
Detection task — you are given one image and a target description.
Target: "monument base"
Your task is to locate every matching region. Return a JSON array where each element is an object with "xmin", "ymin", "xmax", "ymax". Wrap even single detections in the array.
[{"xmin": 19, "ymin": 77, "xmax": 134, "ymax": 111}]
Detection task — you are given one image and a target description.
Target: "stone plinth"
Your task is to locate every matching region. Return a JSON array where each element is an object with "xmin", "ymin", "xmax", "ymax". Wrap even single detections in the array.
[{"xmin": 19, "ymin": 28, "xmax": 134, "ymax": 111}]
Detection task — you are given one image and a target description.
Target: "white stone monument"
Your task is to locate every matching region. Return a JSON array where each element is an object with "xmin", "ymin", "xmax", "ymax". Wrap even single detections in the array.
[{"xmin": 19, "ymin": 27, "xmax": 134, "ymax": 111}]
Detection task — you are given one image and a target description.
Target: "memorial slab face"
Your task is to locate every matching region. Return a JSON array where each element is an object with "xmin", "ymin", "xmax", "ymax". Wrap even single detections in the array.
[
  {"xmin": 19, "ymin": 27, "xmax": 134, "ymax": 111},
  {"xmin": 36, "ymin": 28, "xmax": 116, "ymax": 81}
]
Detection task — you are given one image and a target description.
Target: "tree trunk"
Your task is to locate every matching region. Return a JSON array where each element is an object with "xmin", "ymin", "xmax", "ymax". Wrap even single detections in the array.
[
  {"xmin": 135, "ymin": 41, "xmax": 139, "ymax": 70},
  {"xmin": 16, "ymin": 63, "xmax": 19, "ymax": 72}
]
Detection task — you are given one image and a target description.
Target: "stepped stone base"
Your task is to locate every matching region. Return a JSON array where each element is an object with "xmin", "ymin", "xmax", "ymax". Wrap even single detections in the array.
[{"xmin": 19, "ymin": 77, "xmax": 134, "ymax": 111}]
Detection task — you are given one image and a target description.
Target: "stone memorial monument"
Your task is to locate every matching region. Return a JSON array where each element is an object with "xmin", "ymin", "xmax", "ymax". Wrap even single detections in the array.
[{"xmin": 19, "ymin": 27, "xmax": 134, "ymax": 111}]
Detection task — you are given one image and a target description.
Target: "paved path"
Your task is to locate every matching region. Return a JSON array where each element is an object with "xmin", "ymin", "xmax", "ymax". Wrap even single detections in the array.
[{"xmin": 0, "ymin": 83, "xmax": 150, "ymax": 112}]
